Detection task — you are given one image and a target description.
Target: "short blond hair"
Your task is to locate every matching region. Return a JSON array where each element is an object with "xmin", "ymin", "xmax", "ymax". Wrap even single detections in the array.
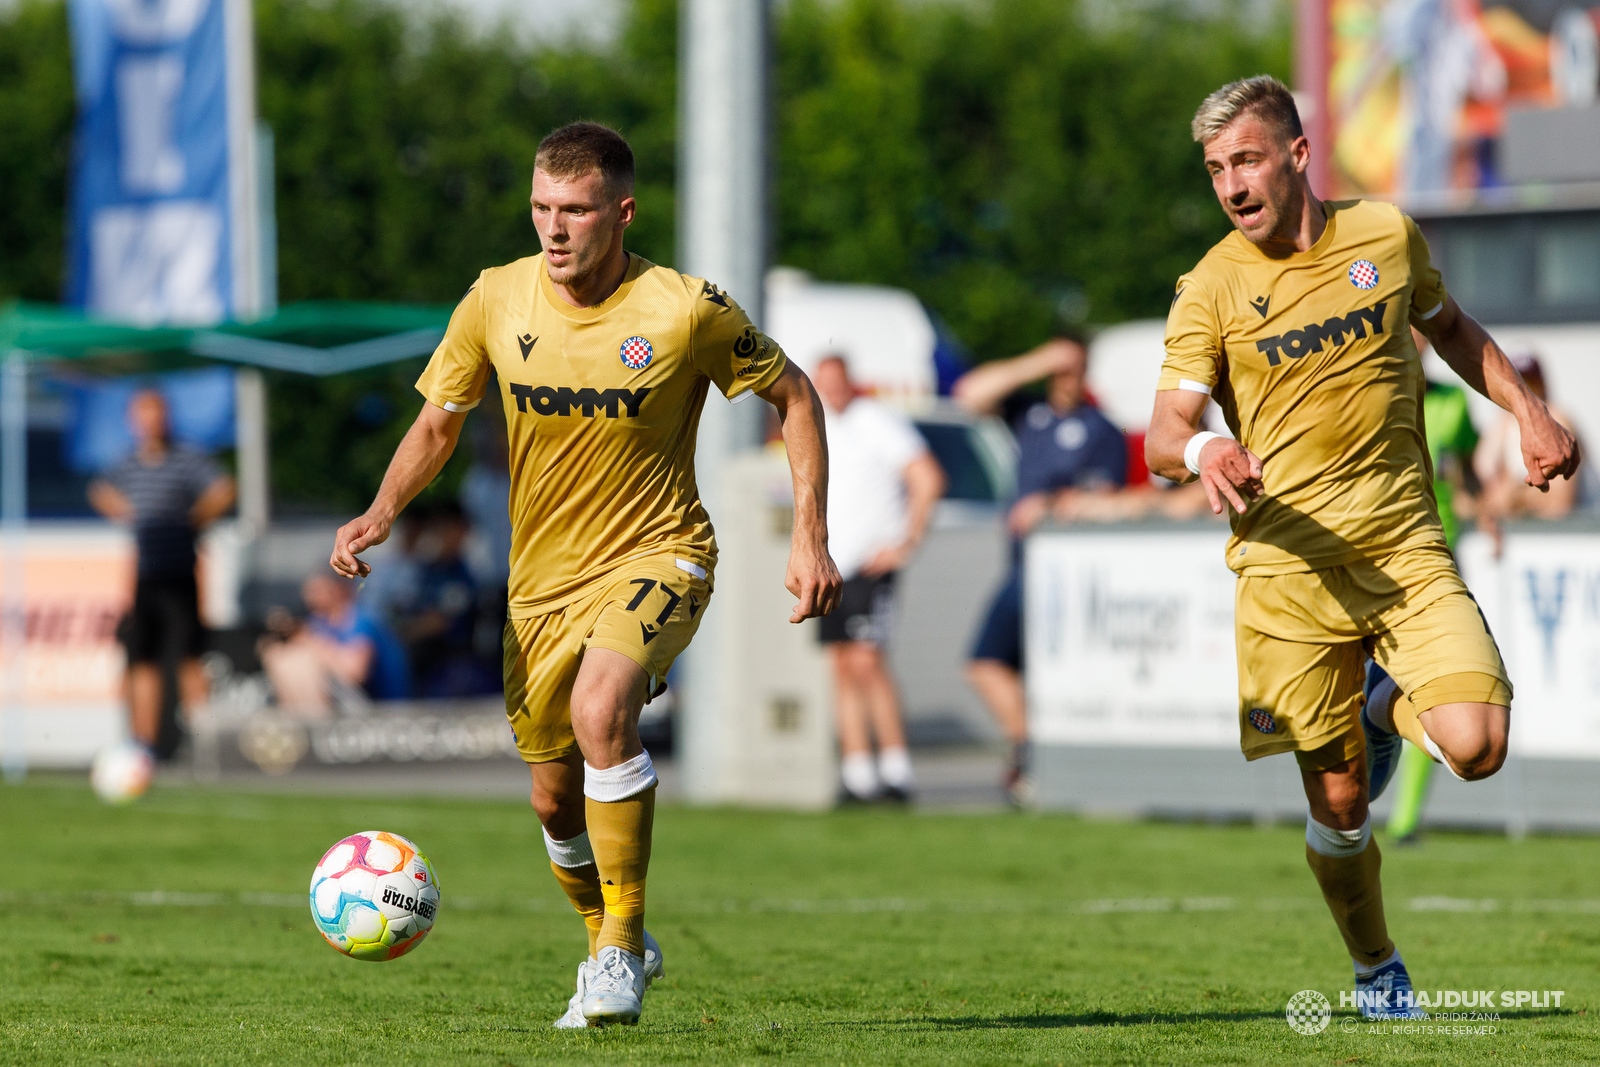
[{"xmin": 1191, "ymin": 74, "xmax": 1303, "ymax": 145}]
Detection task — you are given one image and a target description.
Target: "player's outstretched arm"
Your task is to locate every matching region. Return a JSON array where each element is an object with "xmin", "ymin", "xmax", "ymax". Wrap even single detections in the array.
[
  {"xmin": 755, "ymin": 362, "xmax": 844, "ymax": 622},
  {"xmin": 330, "ymin": 402, "xmax": 469, "ymax": 578},
  {"xmin": 950, "ymin": 339, "xmax": 1081, "ymax": 417},
  {"xmin": 1145, "ymin": 389, "xmax": 1263, "ymax": 516},
  {"xmin": 1420, "ymin": 296, "xmax": 1580, "ymax": 491}
]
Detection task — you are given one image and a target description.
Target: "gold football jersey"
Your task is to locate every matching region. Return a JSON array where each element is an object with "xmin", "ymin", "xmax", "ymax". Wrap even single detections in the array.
[
  {"xmin": 1159, "ymin": 199, "xmax": 1451, "ymax": 575},
  {"xmin": 416, "ymin": 253, "xmax": 787, "ymax": 616}
]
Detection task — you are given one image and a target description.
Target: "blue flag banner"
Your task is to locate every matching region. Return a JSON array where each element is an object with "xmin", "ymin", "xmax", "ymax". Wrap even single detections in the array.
[
  {"xmin": 65, "ymin": 0, "xmax": 258, "ymax": 325},
  {"xmin": 55, "ymin": 367, "xmax": 238, "ymax": 475}
]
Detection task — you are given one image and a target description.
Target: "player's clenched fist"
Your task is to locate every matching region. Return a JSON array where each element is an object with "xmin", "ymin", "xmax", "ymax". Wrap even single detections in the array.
[
  {"xmin": 1196, "ymin": 437, "xmax": 1265, "ymax": 516},
  {"xmin": 785, "ymin": 540, "xmax": 843, "ymax": 623},
  {"xmin": 330, "ymin": 511, "xmax": 392, "ymax": 578},
  {"xmin": 1519, "ymin": 406, "xmax": 1581, "ymax": 492}
]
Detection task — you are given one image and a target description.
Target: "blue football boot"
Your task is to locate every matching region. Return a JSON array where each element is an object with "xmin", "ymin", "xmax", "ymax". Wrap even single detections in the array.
[
  {"xmin": 1356, "ymin": 950, "xmax": 1427, "ymax": 1020},
  {"xmin": 1361, "ymin": 660, "xmax": 1403, "ymax": 801}
]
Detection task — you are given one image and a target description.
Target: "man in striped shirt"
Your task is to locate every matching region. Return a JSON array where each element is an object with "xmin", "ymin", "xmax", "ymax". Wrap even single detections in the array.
[{"xmin": 90, "ymin": 389, "xmax": 236, "ymax": 756}]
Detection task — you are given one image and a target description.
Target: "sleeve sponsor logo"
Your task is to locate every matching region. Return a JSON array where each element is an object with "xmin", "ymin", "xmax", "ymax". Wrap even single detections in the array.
[
  {"xmin": 733, "ymin": 325, "xmax": 776, "ymax": 373},
  {"xmin": 1254, "ymin": 302, "xmax": 1387, "ymax": 367},
  {"xmin": 506, "ymin": 384, "xmax": 650, "ymax": 418}
]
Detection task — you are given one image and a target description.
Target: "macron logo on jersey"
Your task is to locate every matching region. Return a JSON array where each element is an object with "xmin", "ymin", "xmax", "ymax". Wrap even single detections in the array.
[
  {"xmin": 506, "ymin": 384, "xmax": 650, "ymax": 418},
  {"xmin": 1254, "ymin": 301, "xmax": 1387, "ymax": 368}
]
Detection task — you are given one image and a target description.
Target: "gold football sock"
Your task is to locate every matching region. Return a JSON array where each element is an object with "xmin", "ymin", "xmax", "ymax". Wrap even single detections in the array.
[
  {"xmin": 549, "ymin": 861, "xmax": 606, "ymax": 958},
  {"xmin": 586, "ymin": 784, "xmax": 655, "ymax": 958},
  {"xmin": 1305, "ymin": 833, "xmax": 1394, "ymax": 969},
  {"xmin": 1388, "ymin": 691, "xmax": 1432, "ymax": 753}
]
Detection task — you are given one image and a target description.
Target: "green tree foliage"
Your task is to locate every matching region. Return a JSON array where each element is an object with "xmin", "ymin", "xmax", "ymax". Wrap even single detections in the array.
[
  {"xmin": 0, "ymin": 0, "xmax": 1285, "ymax": 511},
  {"xmin": 776, "ymin": 0, "xmax": 1289, "ymax": 358},
  {"xmin": 0, "ymin": 0, "xmax": 73, "ymax": 304}
]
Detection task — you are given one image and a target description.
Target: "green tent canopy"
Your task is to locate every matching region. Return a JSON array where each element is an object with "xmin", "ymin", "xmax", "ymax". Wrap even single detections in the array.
[{"xmin": 0, "ymin": 300, "xmax": 453, "ymax": 375}]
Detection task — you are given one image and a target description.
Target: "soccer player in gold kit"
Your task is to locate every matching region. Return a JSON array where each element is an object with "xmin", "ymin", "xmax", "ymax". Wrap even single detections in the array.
[
  {"xmin": 1147, "ymin": 78, "xmax": 1579, "ymax": 1014},
  {"xmin": 330, "ymin": 123, "xmax": 842, "ymax": 1026}
]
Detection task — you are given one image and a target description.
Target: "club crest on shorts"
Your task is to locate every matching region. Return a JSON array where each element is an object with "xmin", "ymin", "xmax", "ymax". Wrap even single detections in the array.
[
  {"xmin": 620, "ymin": 335, "xmax": 654, "ymax": 370},
  {"xmin": 1348, "ymin": 259, "xmax": 1379, "ymax": 290},
  {"xmin": 1249, "ymin": 708, "xmax": 1277, "ymax": 734}
]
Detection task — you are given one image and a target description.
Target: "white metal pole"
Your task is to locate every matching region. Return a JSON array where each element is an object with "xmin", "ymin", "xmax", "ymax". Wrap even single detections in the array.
[
  {"xmin": 225, "ymin": 0, "xmax": 261, "ymax": 320},
  {"xmin": 675, "ymin": 0, "xmax": 771, "ymax": 802},
  {"xmin": 2, "ymin": 350, "xmax": 28, "ymax": 781},
  {"xmin": 234, "ymin": 368, "xmax": 270, "ymax": 542}
]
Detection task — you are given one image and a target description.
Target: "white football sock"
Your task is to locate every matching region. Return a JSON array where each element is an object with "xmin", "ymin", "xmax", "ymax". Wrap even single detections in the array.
[
  {"xmin": 1305, "ymin": 814, "xmax": 1370, "ymax": 858},
  {"xmin": 1422, "ymin": 733, "xmax": 1467, "ymax": 781},
  {"xmin": 583, "ymin": 751, "xmax": 658, "ymax": 802},
  {"xmin": 877, "ymin": 746, "xmax": 913, "ymax": 789},
  {"xmin": 542, "ymin": 827, "xmax": 596, "ymax": 868},
  {"xmin": 840, "ymin": 752, "xmax": 879, "ymax": 798}
]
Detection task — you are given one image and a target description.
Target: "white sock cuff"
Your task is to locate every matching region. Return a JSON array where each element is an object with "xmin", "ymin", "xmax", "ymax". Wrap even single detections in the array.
[
  {"xmin": 1306, "ymin": 815, "xmax": 1371, "ymax": 858},
  {"xmin": 1421, "ymin": 733, "xmax": 1467, "ymax": 781},
  {"xmin": 583, "ymin": 751, "xmax": 658, "ymax": 802},
  {"xmin": 542, "ymin": 828, "xmax": 596, "ymax": 869}
]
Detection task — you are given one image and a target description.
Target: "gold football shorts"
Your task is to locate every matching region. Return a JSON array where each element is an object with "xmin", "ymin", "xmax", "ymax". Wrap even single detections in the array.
[
  {"xmin": 1234, "ymin": 543, "xmax": 1511, "ymax": 769},
  {"xmin": 502, "ymin": 554, "xmax": 713, "ymax": 764}
]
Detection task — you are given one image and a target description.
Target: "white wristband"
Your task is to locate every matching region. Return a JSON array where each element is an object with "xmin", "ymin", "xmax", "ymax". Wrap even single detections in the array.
[{"xmin": 1184, "ymin": 432, "xmax": 1222, "ymax": 475}]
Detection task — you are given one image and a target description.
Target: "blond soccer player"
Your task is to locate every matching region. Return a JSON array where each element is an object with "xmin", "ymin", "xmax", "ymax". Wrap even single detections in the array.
[
  {"xmin": 330, "ymin": 123, "xmax": 842, "ymax": 1026},
  {"xmin": 1146, "ymin": 77, "xmax": 1578, "ymax": 1016}
]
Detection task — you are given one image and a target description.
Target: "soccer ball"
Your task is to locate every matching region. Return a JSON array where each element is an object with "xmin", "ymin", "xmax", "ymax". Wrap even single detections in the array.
[
  {"xmin": 90, "ymin": 742, "xmax": 154, "ymax": 804},
  {"xmin": 309, "ymin": 831, "xmax": 440, "ymax": 961}
]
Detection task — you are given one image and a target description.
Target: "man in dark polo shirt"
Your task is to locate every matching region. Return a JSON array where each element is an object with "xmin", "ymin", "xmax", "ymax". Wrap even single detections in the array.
[
  {"xmin": 953, "ymin": 333, "xmax": 1128, "ymax": 802},
  {"xmin": 89, "ymin": 389, "xmax": 236, "ymax": 756}
]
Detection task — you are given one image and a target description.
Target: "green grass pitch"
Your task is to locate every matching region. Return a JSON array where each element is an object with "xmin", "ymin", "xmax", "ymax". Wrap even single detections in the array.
[{"xmin": 3, "ymin": 777, "xmax": 1597, "ymax": 1065}]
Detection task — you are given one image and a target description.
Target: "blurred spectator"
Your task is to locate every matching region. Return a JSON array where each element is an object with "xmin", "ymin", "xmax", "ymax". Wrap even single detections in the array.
[
  {"xmin": 88, "ymin": 389, "xmax": 235, "ymax": 757},
  {"xmin": 403, "ymin": 503, "xmax": 498, "ymax": 698},
  {"xmin": 260, "ymin": 575, "xmax": 410, "ymax": 716},
  {"xmin": 813, "ymin": 354, "xmax": 946, "ymax": 803},
  {"xmin": 1476, "ymin": 353, "xmax": 1583, "ymax": 520},
  {"xmin": 952, "ymin": 334, "xmax": 1127, "ymax": 802},
  {"xmin": 358, "ymin": 509, "xmax": 425, "ymax": 628}
]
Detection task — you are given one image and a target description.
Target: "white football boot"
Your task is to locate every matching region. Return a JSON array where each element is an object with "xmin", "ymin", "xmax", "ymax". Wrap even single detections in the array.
[
  {"xmin": 582, "ymin": 945, "xmax": 647, "ymax": 1025},
  {"xmin": 553, "ymin": 930, "xmax": 663, "ymax": 1029},
  {"xmin": 552, "ymin": 957, "xmax": 595, "ymax": 1029},
  {"xmin": 642, "ymin": 929, "xmax": 665, "ymax": 989}
]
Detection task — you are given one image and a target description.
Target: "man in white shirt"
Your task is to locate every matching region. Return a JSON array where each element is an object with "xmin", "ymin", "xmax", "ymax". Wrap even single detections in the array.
[{"xmin": 813, "ymin": 354, "xmax": 946, "ymax": 801}]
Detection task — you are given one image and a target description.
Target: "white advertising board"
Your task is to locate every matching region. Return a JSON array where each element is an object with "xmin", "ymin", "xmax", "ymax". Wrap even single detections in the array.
[
  {"xmin": 1457, "ymin": 528, "xmax": 1600, "ymax": 759},
  {"xmin": 1027, "ymin": 523, "xmax": 1600, "ymax": 762},
  {"xmin": 1025, "ymin": 526, "xmax": 1238, "ymax": 749},
  {"xmin": 0, "ymin": 521, "xmax": 243, "ymax": 767}
]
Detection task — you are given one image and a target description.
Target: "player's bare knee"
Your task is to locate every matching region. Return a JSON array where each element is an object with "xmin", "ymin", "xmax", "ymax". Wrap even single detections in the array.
[
  {"xmin": 1451, "ymin": 729, "xmax": 1508, "ymax": 781},
  {"xmin": 529, "ymin": 784, "xmax": 583, "ymax": 835}
]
